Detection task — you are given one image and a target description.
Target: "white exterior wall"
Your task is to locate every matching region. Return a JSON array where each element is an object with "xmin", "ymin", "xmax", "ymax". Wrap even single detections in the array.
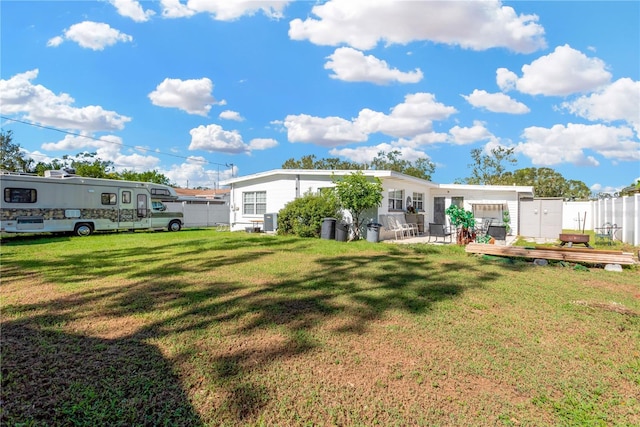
[
  {"xmin": 221, "ymin": 170, "xmax": 534, "ymax": 237},
  {"xmin": 428, "ymin": 187, "xmax": 522, "ymax": 235},
  {"xmin": 227, "ymin": 173, "xmax": 339, "ymax": 231}
]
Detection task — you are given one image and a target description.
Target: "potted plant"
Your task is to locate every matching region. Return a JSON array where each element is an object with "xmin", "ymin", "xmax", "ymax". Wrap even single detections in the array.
[
  {"xmin": 502, "ymin": 210, "xmax": 511, "ymax": 235},
  {"xmin": 445, "ymin": 205, "xmax": 476, "ymax": 245}
]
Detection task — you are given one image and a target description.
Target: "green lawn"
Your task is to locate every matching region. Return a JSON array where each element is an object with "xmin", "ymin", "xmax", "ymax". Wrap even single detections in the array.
[{"xmin": 1, "ymin": 230, "xmax": 639, "ymax": 426}]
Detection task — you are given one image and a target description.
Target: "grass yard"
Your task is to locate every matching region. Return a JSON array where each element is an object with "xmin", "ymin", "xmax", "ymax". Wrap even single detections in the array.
[{"xmin": 1, "ymin": 230, "xmax": 639, "ymax": 426}]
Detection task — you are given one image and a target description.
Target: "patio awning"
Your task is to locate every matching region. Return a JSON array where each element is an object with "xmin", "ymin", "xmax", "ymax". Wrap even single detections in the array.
[{"xmin": 470, "ymin": 201, "xmax": 507, "ymax": 211}]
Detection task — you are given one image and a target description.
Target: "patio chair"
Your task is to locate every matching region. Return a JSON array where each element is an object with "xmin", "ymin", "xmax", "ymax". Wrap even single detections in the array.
[
  {"xmin": 379, "ymin": 214, "xmax": 404, "ymax": 240},
  {"xmin": 396, "ymin": 214, "xmax": 419, "ymax": 237},
  {"xmin": 388, "ymin": 215, "xmax": 415, "ymax": 238},
  {"xmin": 428, "ymin": 223, "xmax": 453, "ymax": 243}
]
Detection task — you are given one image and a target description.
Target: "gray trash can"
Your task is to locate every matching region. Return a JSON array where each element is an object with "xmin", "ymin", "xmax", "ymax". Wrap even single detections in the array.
[
  {"xmin": 367, "ymin": 222, "xmax": 382, "ymax": 243},
  {"xmin": 335, "ymin": 221, "xmax": 349, "ymax": 242},
  {"xmin": 321, "ymin": 218, "xmax": 336, "ymax": 240}
]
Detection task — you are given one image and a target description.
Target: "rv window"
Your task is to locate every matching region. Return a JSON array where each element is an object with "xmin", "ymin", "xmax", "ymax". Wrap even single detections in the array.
[
  {"xmin": 151, "ymin": 188, "xmax": 171, "ymax": 197},
  {"xmin": 4, "ymin": 188, "xmax": 37, "ymax": 203},
  {"xmin": 101, "ymin": 193, "xmax": 117, "ymax": 205},
  {"xmin": 122, "ymin": 191, "xmax": 131, "ymax": 204}
]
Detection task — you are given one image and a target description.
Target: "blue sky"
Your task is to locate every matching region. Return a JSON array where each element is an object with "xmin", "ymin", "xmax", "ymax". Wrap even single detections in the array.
[{"xmin": 1, "ymin": 1, "xmax": 638, "ymax": 192}]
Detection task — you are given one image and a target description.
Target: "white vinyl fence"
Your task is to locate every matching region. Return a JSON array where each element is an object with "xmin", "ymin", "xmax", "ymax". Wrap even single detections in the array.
[
  {"xmin": 165, "ymin": 202, "xmax": 230, "ymax": 228},
  {"xmin": 563, "ymin": 194, "xmax": 640, "ymax": 245}
]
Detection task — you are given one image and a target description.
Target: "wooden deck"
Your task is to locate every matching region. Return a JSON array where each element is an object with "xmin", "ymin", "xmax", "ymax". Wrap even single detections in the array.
[{"xmin": 465, "ymin": 243, "xmax": 638, "ymax": 265}]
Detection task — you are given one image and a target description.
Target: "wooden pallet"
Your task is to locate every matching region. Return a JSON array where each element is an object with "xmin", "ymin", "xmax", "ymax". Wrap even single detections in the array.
[{"xmin": 465, "ymin": 243, "xmax": 638, "ymax": 265}]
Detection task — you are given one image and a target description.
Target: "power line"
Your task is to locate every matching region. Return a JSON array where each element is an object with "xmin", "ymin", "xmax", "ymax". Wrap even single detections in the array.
[{"xmin": 0, "ymin": 115, "xmax": 230, "ymax": 168}]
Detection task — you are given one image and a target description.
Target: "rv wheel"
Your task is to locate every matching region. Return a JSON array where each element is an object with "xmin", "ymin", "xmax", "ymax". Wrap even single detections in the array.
[
  {"xmin": 74, "ymin": 223, "xmax": 93, "ymax": 236},
  {"xmin": 168, "ymin": 220, "xmax": 181, "ymax": 232}
]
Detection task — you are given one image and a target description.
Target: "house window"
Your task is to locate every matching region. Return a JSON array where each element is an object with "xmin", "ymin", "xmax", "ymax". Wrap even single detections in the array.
[
  {"xmin": 412, "ymin": 192, "xmax": 424, "ymax": 211},
  {"xmin": 4, "ymin": 188, "xmax": 37, "ymax": 203},
  {"xmin": 388, "ymin": 189, "xmax": 404, "ymax": 211},
  {"xmin": 452, "ymin": 196, "xmax": 464, "ymax": 208},
  {"xmin": 243, "ymin": 191, "xmax": 267, "ymax": 215},
  {"xmin": 101, "ymin": 193, "xmax": 117, "ymax": 205}
]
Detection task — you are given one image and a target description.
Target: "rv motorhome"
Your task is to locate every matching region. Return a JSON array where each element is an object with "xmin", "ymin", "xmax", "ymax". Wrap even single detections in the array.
[{"xmin": 1, "ymin": 170, "xmax": 184, "ymax": 236}]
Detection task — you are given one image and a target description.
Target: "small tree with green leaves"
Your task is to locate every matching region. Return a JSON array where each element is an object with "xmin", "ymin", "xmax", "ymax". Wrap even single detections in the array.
[
  {"xmin": 334, "ymin": 171, "xmax": 383, "ymax": 240},
  {"xmin": 277, "ymin": 189, "xmax": 342, "ymax": 238}
]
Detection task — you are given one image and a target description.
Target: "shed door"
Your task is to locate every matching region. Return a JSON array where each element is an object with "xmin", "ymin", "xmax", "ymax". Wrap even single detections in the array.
[{"xmin": 520, "ymin": 199, "xmax": 563, "ymax": 239}]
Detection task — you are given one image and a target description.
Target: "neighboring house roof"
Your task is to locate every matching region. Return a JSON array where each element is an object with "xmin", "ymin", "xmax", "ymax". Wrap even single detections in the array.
[{"xmin": 174, "ymin": 188, "xmax": 229, "ymax": 199}]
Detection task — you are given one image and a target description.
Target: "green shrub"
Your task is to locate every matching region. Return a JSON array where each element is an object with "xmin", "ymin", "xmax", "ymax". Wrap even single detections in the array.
[{"xmin": 277, "ymin": 190, "xmax": 342, "ymax": 238}]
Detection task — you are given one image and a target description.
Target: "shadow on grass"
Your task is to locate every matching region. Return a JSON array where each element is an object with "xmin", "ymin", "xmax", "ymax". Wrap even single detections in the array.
[
  {"xmin": 1, "ymin": 232, "xmax": 502, "ymax": 424},
  {"xmin": 1, "ymin": 321, "xmax": 203, "ymax": 426}
]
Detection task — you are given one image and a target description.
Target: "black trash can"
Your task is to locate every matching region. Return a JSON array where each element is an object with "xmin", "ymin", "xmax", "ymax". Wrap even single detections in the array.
[
  {"xmin": 335, "ymin": 221, "xmax": 349, "ymax": 242},
  {"xmin": 367, "ymin": 222, "xmax": 382, "ymax": 243},
  {"xmin": 321, "ymin": 218, "xmax": 336, "ymax": 240}
]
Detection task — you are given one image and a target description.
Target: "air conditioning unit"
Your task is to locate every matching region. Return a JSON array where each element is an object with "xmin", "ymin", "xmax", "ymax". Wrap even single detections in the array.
[{"xmin": 264, "ymin": 213, "xmax": 278, "ymax": 232}]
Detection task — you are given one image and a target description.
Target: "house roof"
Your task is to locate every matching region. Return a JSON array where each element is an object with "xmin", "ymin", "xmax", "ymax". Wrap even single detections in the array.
[
  {"xmin": 219, "ymin": 169, "xmax": 533, "ymax": 196},
  {"xmin": 438, "ymin": 183, "xmax": 534, "ymax": 196},
  {"xmin": 219, "ymin": 169, "xmax": 439, "ymax": 188}
]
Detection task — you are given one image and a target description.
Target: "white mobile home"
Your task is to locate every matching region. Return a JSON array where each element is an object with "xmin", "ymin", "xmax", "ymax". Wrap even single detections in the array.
[
  {"xmin": 1, "ymin": 170, "xmax": 184, "ymax": 236},
  {"xmin": 220, "ymin": 169, "xmax": 534, "ymax": 239}
]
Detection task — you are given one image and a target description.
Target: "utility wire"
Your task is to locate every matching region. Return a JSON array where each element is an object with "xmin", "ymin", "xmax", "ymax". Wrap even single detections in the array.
[{"xmin": 0, "ymin": 115, "xmax": 230, "ymax": 168}]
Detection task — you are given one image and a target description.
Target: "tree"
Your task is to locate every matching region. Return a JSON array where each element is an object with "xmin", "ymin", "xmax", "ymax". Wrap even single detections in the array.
[
  {"xmin": 503, "ymin": 167, "xmax": 590, "ymax": 199},
  {"xmin": 282, "ymin": 154, "xmax": 362, "ymax": 170},
  {"xmin": 277, "ymin": 190, "xmax": 342, "ymax": 238},
  {"xmin": 120, "ymin": 169, "xmax": 172, "ymax": 185},
  {"xmin": 369, "ymin": 150, "xmax": 435, "ymax": 181},
  {"xmin": 68, "ymin": 152, "xmax": 118, "ymax": 178},
  {"xmin": 461, "ymin": 147, "xmax": 517, "ymax": 185},
  {"xmin": 334, "ymin": 171, "xmax": 383, "ymax": 240},
  {"xmin": 1, "ymin": 130, "xmax": 33, "ymax": 172}
]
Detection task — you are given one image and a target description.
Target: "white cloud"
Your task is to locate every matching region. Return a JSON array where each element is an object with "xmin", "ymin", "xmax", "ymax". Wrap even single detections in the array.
[
  {"xmin": 47, "ymin": 21, "xmax": 133, "ymax": 50},
  {"xmin": 516, "ymin": 123, "xmax": 640, "ymax": 166},
  {"xmin": 110, "ymin": 0, "xmax": 155, "ymax": 22},
  {"xmin": 290, "ymin": 0, "xmax": 546, "ymax": 53},
  {"xmin": 329, "ymin": 142, "xmax": 431, "ymax": 165},
  {"xmin": 283, "ymin": 92, "xmax": 456, "ymax": 147},
  {"xmin": 148, "ymin": 77, "xmax": 216, "ymax": 116},
  {"xmin": 449, "ymin": 121, "xmax": 494, "ymax": 145},
  {"xmin": 355, "ymin": 93, "xmax": 457, "ymax": 137},
  {"xmin": 248, "ymin": 138, "xmax": 278, "ymax": 150},
  {"xmin": 219, "ymin": 110, "xmax": 244, "ymax": 121},
  {"xmin": 498, "ymin": 45, "xmax": 611, "ymax": 96},
  {"xmin": 463, "ymin": 89, "xmax": 530, "ymax": 114},
  {"xmin": 189, "ymin": 124, "xmax": 248, "ymax": 154},
  {"xmin": 163, "ymin": 156, "xmax": 223, "ymax": 188},
  {"xmin": 160, "ymin": 0, "xmax": 289, "ymax": 20},
  {"xmin": 41, "ymin": 134, "xmax": 120, "ymax": 151},
  {"xmin": 325, "ymin": 47, "xmax": 423, "ymax": 84},
  {"xmin": 283, "ymin": 114, "xmax": 368, "ymax": 146},
  {"xmin": 0, "ymin": 69, "xmax": 131, "ymax": 132},
  {"xmin": 562, "ymin": 78, "xmax": 640, "ymax": 134}
]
